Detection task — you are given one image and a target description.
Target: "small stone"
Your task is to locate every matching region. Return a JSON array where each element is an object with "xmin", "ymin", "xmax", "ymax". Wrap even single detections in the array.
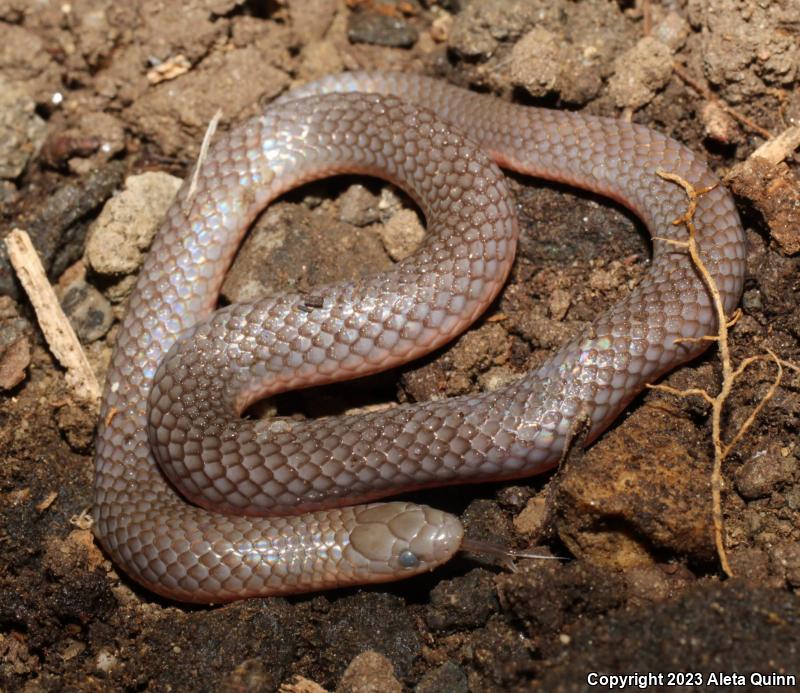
[
  {"xmin": 59, "ymin": 638, "xmax": 86, "ymax": 662},
  {"xmin": 0, "ymin": 295, "xmax": 33, "ymax": 390},
  {"xmin": 735, "ymin": 450, "xmax": 793, "ymax": 499},
  {"xmin": 548, "ymin": 288, "xmax": 571, "ymax": 320},
  {"xmin": 652, "ymin": 11, "xmax": 690, "ymax": 52},
  {"xmin": 95, "ymin": 649, "xmax": 118, "ymax": 674},
  {"xmin": 337, "ymin": 651, "xmax": 402, "ymax": 693},
  {"xmin": 510, "ymin": 27, "xmax": 564, "ymax": 98},
  {"xmin": 0, "ymin": 180, "xmax": 19, "ymax": 207},
  {"xmin": 42, "ymin": 528, "xmax": 105, "ymax": 577},
  {"xmin": 430, "ymin": 12, "xmax": 453, "ymax": 43},
  {"xmin": 0, "ymin": 77, "xmax": 47, "ymax": 180},
  {"xmin": 338, "ymin": 184, "xmax": 380, "ymax": 227},
  {"xmin": 450, "ymin": 323, "xmax": 509, "ymax": 372},
  {"xmin": 588, "ymin": 262, "xmax": 625, "ymax": 291},
  {"xmin": 280, "ymin": 675, "xmax": 329, "ymax": 693},
  {"xmin": 222, "ymin": 658, "xmax": 279, "ymax": 693},
  {"xmin": 60, "ymin": 279, "xmax": 114, "ymax": 343},
  {"xmin": 347, "ymin": 12, "xmax": 418, "ymax": 48},
  {"xmin": 379, "ymin": 208, "xmax": 425, "ymax": 261},
  {"xmin": 448, "ymin": 0, "xmax": 545, "ymax": 59},
  {"xmin": 608, "ymin": 36, "xmax": 673, "ymax": 110},
  {"xmin": 84, "ymin": 172, "xmax": 182, "ymax": 298},
  {"xmin": 414, "ymin": 662, "xmax": 468, "ymax": 693},
  {"xmin": 513, "ymin": 496, "xmax": 547, "ymax": 536},
  {"xmin": 771, "ymin": 542, "xmax": 800, "ymax": 588}
]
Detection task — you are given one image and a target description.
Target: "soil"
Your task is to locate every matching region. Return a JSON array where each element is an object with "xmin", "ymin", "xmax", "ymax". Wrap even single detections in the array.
[{"xmin": 2, "ymin": 1, "xmax": 800, "ymax": 691}]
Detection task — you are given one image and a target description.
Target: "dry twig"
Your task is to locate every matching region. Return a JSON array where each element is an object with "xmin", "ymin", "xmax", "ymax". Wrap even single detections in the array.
[{"xmin": 4, "ymin": 228, "xmax": 101, "ymax": 407}]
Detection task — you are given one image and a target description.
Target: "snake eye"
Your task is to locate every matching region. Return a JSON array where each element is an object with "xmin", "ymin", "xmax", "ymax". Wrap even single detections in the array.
[{"xmin": 398, "ymin": 549, "xmax": 420, "ymax": 568}]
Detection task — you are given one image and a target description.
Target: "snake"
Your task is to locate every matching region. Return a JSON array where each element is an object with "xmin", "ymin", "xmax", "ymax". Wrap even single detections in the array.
[{"xmin": 93, "ymin": 72, "xmax": 746, "ymax": 603}]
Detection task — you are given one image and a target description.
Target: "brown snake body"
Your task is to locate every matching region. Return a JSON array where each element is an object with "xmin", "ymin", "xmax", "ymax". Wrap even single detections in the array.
[{"xmin": 94, "ymin": 73, "xmax": 745, "ymax": 602}]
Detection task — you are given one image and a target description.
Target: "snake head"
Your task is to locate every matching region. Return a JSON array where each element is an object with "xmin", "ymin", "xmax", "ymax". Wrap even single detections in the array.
[{"xmin": 347, "ymin": 502, "xmax": 464, "ymax": 581}]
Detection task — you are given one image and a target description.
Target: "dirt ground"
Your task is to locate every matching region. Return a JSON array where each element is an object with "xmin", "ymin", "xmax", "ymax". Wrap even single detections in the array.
[{"xmin": 2, "ymin": 1, "xmax": 800, "ymax": 691}]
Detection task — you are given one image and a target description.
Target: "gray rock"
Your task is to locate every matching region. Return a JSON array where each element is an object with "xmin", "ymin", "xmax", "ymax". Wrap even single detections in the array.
[
  {"xmin": 448, "ymin": 0, "xmax": 552, "ymax": 59},
  {"xmin": 735, "ymin": 450, "xmax": 794, "ymax": 500},
  {"xmin": 60, "ymin": 279, "xmax": 114, "ymax": 343},
  {"xmin": 0, "ymin": 78, "xmax": 47, "ymax": 180},
  {"xmin": 348, "ymin": 12, "xmax": 418, "ymax": 48},
  {"xmin": 0, "ymin": 296, "xmax": 33, "ymax": 390},
  {"xmin": 84, "ymin": 172, "xmax": 182, "ymax": 300},
  {"xmin": 338, "ymin": 184, "xmax": 381, "ymax": 227}
]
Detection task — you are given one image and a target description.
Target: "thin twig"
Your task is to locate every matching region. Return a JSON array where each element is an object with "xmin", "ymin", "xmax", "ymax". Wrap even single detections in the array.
[{"xmin": 4, "ymin": 229, "xmax": 101, "ymax": 406}]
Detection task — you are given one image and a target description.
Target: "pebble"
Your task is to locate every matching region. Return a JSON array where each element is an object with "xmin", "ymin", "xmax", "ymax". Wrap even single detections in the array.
[
  {"xmin": 0, "ymin": 296, "xmax": 33, "ymax": 390},
  {"xmin": 652, "ymin": 11, "xmax": 690, "ymax": 52},
  {"xmin": 336, "ymin": 651, "xmax": 402, "ymax": 693},
  {"xmin": 60, "ymin": 278, "xmax": 114, "ymax": 343},
  {"xmin": 84, "ymin": 172, "xmax": 182, "ymax": 300},
  {"xmin": 0, "ymin": 77, "xmax": 47, "ymax": 180},
  {"xmin": 0, "ymin": 180, "xmax": 19, "ymax": 207},
  {"xmin": 338, "ymin": 184, "xmax": 380, "ymax": 227},
  {"xmin": 513, "ymin": 495, "xmax": 548, "ymax": 536},
  {"xmin": 448, "ymin": 0, "xmax": 544, "ymax": 59},
  {"xmin": 771, "ymin": 542, "xmax": 800, "ymax": 588},
  {"xmin": 298, "ymin": 39, "xmax": 345, "ymax": 82},
  {"xmin": 735, "ymin": 449, "xmax": 793, "ymax": 499},
  {"xmin": 379, "ymin": 209, "xmax": 425, "ymax": 261},
  {"xmin": 608, "ymin": 36, "xmax": 673, "ymax": 110},
  {"xmin": 287, "ymin": 0, "xmax": 338, "ymax": 44},
  {"xmin": 553, "ymin": 404, "xmax": 715, "ymax": 568},
  {"xmin": 347, "ymin": 12, "xmax": 418, "ymax": 48},
  {"xmin": 510, "ymin": 27, "xmax": 564, "ymax": 98}
]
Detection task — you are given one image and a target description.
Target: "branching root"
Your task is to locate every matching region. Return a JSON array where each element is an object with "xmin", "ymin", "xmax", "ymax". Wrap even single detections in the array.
[{"xmin": 647, "ymin": 170, "xmax": 798, "ymax": 577}]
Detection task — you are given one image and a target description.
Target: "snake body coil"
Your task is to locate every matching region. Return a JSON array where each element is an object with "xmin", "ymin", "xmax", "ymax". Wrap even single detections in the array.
[{"xmin": 94, "ymin": 73, "xmax": 745, "ymax": 602}]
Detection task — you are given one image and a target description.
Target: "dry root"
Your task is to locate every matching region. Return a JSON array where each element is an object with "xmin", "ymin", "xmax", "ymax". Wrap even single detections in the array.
[{"xmin": 649, "ymin": 171, "xmax": 798, "ymax": 577}]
